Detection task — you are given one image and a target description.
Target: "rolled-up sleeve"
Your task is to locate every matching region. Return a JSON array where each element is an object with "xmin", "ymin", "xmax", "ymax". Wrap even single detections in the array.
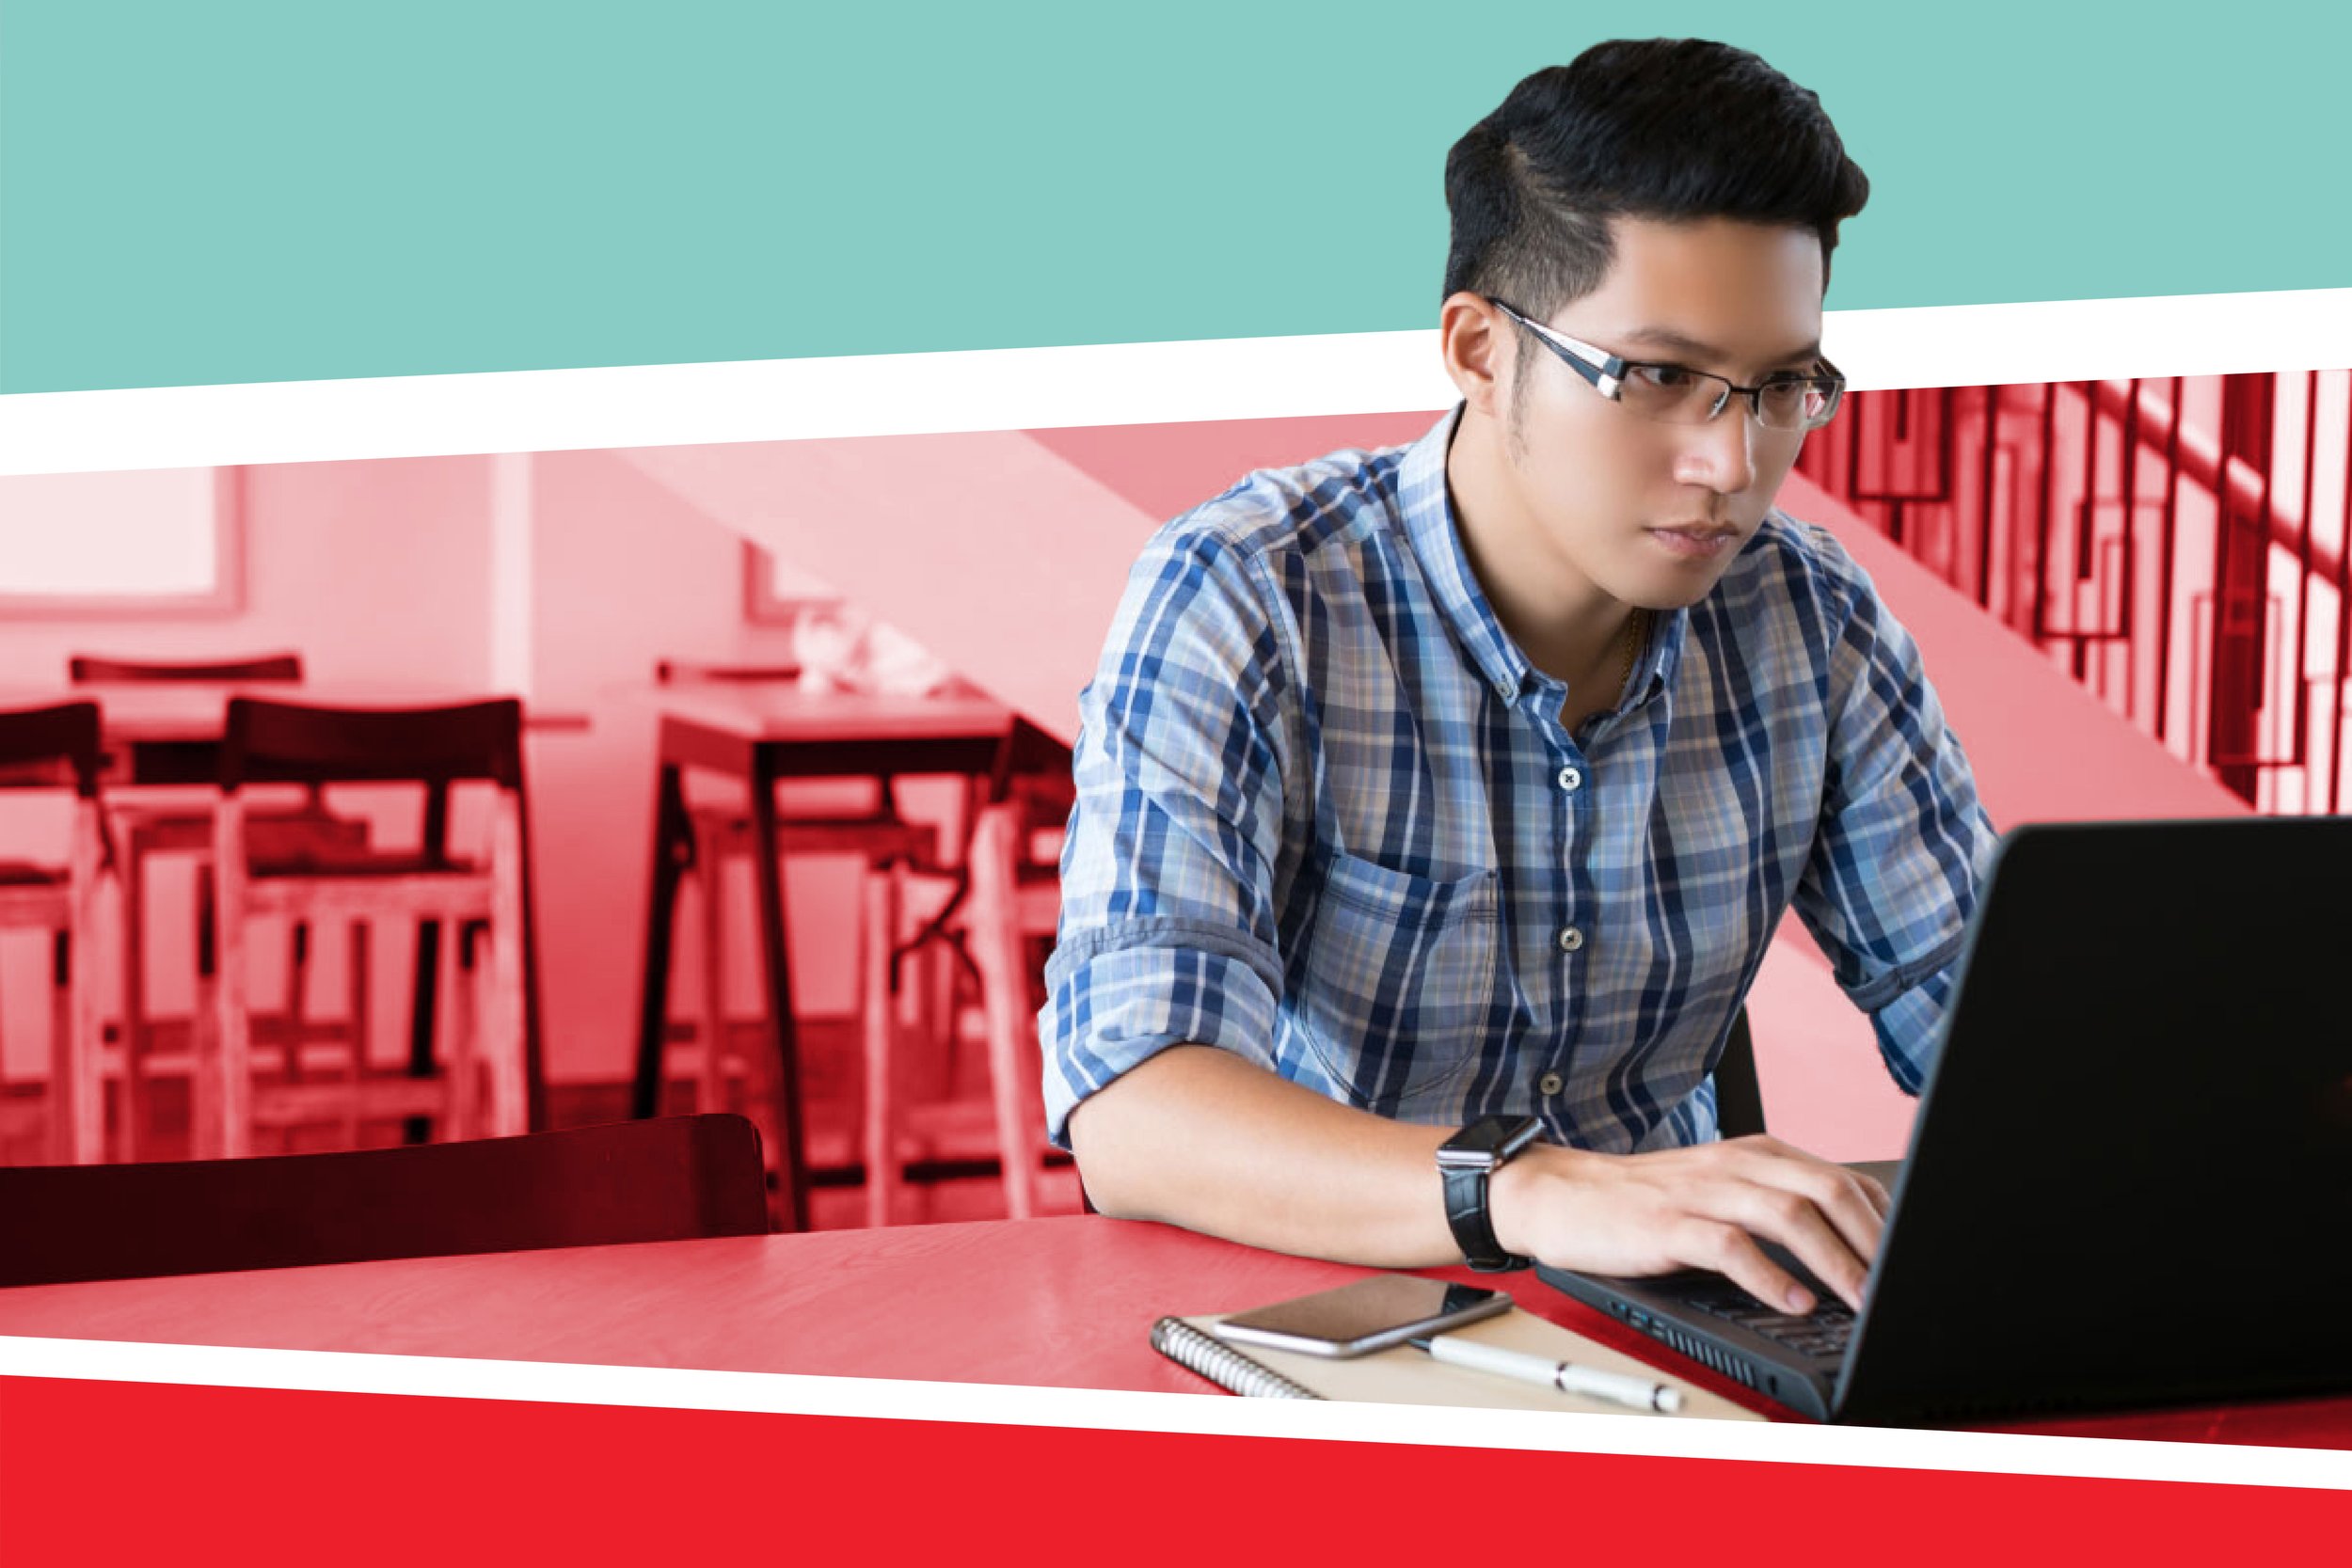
[
  {"xmin": 1040, "ymin": 524, "xmax": 1296, "ymax": 1146},
  {"xmin": 1788, "ymin": 546, "xmax": 1998, "ymax": 1095}
]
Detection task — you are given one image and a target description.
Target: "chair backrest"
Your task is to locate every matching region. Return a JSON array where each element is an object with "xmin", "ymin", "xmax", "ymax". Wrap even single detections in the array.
[
  {"xmin": 219, "ymin": 696, "xmax": 523, "ymax": 790},
  {"xmin": 0, "ymin": 1116, "xmax": 770, "ymax": 1287},
  {"xmin": 1714, "ymin": 1005, "xmax": 1769, "ymax": 1139},
  {"xmin": 69, "ymin": 652, "xmax": 303, "ymax": 684},
  {"xmin": 0, "ymin": 701, "xmax": 103, "ymax": 797}
]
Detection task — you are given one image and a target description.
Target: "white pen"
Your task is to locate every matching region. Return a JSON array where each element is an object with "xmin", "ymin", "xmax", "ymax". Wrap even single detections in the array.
[{"xmin": 1408, "ymin": 1334, "xmax": 1684, "ymax": 1414}]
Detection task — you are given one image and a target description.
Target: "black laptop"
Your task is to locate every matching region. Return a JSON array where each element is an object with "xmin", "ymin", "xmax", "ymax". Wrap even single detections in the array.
[{"xmin": 1540, "ymin": 816, "xmax": 2352, "ymax": 1426}]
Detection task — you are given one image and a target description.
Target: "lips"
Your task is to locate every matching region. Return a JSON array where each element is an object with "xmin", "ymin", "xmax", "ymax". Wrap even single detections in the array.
[{"xmin": 1645, "ymin": 523, "xmax": 1742, "ymax": 561}]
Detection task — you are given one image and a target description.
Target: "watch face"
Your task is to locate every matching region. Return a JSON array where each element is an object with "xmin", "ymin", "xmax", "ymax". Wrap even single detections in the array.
[{"xmin": 1437, "ymin": 1115, "xmax": 1540, "ymax": 1166}]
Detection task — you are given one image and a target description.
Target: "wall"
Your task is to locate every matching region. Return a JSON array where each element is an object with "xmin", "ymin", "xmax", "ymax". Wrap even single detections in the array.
[{"xmin": 525, "ymin": 447, "xmax": 961, "ymax": 1085}]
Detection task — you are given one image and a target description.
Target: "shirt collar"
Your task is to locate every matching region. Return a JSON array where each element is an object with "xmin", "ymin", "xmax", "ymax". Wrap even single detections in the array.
[
  {"xmin": 1397, "ymin": 404, "xmax": 1692, "ymax": 715},
  {"xmin": 1397, "ymin": 405, "xmax": 1532, "ymax": 702}
]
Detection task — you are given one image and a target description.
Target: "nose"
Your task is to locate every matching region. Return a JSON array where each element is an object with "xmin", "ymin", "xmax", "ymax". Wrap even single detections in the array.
[{"xmin": 1672, "ymin": 404, "xmax": 1757, "ymax": 496}]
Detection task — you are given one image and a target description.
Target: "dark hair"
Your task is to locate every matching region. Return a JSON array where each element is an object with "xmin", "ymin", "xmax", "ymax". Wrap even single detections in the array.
[{"xmin": 1442, "ymin": 40, "xmax": 1869, "ymax": 320}]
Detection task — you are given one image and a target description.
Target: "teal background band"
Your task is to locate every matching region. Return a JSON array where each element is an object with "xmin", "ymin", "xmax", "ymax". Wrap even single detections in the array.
[{"xmin": 3, "ymin": 2, "xmax": 2344, "ymax": 394}]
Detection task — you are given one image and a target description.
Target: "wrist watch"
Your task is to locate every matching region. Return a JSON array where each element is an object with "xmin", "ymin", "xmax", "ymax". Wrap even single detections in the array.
[{"xmin": 1437, "ymin": 1114, "xmax": 1543, "ymax": 1272}]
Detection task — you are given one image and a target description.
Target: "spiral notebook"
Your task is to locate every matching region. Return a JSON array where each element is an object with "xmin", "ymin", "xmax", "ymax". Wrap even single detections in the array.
[{"xmin": 1152, "ymin": 1305, "xmax": 1761, "ymax": 1418}]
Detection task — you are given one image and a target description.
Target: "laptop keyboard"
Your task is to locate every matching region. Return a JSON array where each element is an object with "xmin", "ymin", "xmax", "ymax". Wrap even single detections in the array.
[{"xmin": 1679, "ymin": 1283, "xmax": 1856, "ymax": 1359}]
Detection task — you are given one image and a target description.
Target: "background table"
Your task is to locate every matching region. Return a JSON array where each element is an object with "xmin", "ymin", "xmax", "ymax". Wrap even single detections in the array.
[
  {"xmin": 2, "ymin": 1213, "xmax": 2345, "ymax": 1450},
  {"xmin": 628, "ymin": 687, "xmax": 1015, "ymax": 1229}
]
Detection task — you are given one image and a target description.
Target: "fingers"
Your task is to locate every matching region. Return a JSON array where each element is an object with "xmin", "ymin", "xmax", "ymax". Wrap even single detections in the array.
[
  {"xmin": 1679, "ymin": 1220, "xmax": 1813, "ymax": 1315},
  {"xmin": 1854, "ymin": 1168, "xmax": 1893, "ymax": 1220},
  {"xmin": 1708, "ymin": 1139, "xmax": 1885, "ymax": 1310},
  {"xmin": 1722, "ymin": 1181, "xmax": 1868, "ymax": 1311},
  {"xmin": 1731, "ymin": 1142, "xmax": 1886, "ymax": 1263}
]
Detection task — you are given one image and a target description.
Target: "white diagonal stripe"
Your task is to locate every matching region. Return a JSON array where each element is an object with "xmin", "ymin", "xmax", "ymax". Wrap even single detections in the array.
[
  {"xmin": 5, "ymin": 1335, "xmax": 2347, "ymax": 1492},
  {"xmin": 4, "ymin": 289, "xmax": 2350, "ymax": 477}
]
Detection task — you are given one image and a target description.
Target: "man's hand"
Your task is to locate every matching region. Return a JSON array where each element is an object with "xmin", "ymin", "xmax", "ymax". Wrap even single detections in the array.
[{"xmin": 1488, "ymin": 1136, "xmax": 1892, "ymax": 1313}]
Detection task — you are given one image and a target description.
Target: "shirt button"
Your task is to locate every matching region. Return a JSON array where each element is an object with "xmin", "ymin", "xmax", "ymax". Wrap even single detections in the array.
[
  {"xmin": 1556, "ymin": 765, "xmax": 1582, "ymax": 792},
  {"xmin": 1556, "ymin": 926, "xmax": 1584, "ymax": 953},
  {"xmin": 1537, "ymin": 1071, "xmax": 1565, "ymax": 1097}
]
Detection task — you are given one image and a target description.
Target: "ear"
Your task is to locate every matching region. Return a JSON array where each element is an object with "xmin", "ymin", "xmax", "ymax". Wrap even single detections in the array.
[{"xmin": 1438, "ymin": 292, "xmax": 1509, "ymax": 420}]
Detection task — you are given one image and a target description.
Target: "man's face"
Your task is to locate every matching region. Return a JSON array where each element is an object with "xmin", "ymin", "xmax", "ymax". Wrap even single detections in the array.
[{"xmin": 1497, "ymin": 215, "xmax": 1826, "ymax": 611}]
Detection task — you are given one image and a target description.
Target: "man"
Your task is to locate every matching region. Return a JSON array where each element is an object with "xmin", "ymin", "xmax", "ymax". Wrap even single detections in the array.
[{"xmin": 1039, "ymin": 40, "xmax": 1994, "ymax": 1319}]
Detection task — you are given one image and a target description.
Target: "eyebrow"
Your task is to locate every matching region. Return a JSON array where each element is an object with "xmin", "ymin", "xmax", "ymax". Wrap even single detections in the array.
[{"xmin": 1613, "ymin": 325, "xmax": 1824, "ymax": 371}]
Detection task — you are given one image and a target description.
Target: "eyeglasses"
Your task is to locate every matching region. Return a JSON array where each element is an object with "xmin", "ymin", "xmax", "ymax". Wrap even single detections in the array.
[{"xmin": 1487, "ymin": 297, "xmax": 1845, "ymax": 433}]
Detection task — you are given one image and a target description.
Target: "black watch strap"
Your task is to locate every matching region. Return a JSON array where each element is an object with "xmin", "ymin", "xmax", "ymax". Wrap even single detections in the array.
[
  {"xmin": 1441, "ymin": 1162, "xmax": 1528, "ymax": 1272},
  {"xmin": 1438, "ymin": 1114, "xmax": 1540, "ymax": 1272}
]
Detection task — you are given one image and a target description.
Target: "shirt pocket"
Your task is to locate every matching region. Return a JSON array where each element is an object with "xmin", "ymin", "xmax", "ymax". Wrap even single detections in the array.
[{"xmin": 1294, "ymin": 848, "xmax": 1503, "ymax": 1114}]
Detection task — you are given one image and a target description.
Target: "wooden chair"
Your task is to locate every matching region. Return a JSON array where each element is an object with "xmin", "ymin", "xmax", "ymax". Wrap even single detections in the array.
[
  {"xmin": 0, "ymin": 1114, "xmax": 768, "ymax": 1287},
  {"xmin": 0, "ymin": 703, "xmax": 110, "ymax": 1165},
  {"xmin": 203, "ymin": 697, "xmax": 531, "ymax": 1160},
  {"xmin": 69, "ymin": 652, "xmax": 369, "ymax": 1160}
]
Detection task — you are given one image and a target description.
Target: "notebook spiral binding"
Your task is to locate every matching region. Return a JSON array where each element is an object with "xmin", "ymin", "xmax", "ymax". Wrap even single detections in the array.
[{"xmin": 1150, "ymin": 1317, "xmax": 1326, "ymax": 1400}]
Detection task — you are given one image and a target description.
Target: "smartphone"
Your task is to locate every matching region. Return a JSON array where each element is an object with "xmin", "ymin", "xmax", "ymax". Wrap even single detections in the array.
[{"xmin": 1209, "ymin": 1275, "xmax": 1511, "ymax": 1358}]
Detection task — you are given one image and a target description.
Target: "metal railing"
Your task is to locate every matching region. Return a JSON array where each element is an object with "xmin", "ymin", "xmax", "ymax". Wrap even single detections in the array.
[{"xmin": 1798, "ymin": 372, "xmax": 2352, "ymax": 814}]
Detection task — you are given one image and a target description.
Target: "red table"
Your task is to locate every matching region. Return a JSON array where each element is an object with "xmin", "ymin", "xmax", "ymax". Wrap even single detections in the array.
[{"xmin": 1, "ymin": 1214, "xmax": 2345, "ymax": 1450}]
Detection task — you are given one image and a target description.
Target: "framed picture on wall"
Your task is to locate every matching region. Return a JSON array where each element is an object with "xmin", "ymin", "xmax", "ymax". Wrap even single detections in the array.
[
  {"xmin": 0, "ymin": 467, "xmax": 244, "ymax": 617},
  {"xmin": 740, "ymin": 542, "xmax": 842, "ymax": 625}
]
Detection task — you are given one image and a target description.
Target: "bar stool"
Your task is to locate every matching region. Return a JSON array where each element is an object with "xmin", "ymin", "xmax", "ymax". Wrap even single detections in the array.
[
  {"xmin": 862, "ymin": 719, "xmax": 1069, "ymax": 1224},
  {"xmin": 202, "ymin": 697, "xmax": 530, "ymax": 1161},
  {"xmin": 681, "ymin": 806, "xmax": 938, "ymax": 1163},
  {"xmin": 650, "ymin": 662, "xmax": 942, "ymax": 1180},
  {"xmin": 70, "ymin": 653, "xmax": 368, "ymax": 1160},
  {"xmin": 0, "ymin": 703, "xmax": 110, "ymax": 1164}
]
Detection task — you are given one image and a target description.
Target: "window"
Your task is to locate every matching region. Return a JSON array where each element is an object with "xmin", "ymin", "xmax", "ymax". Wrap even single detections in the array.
[{"xmin": 0, "ymin": 467, "xmax": 241, "ymax": 615}]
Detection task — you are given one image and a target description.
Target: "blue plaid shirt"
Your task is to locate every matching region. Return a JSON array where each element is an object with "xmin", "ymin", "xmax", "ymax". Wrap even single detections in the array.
[{"xmin": 1041, "ymin": 407, "xmax": 1994, "ymax": 1153}]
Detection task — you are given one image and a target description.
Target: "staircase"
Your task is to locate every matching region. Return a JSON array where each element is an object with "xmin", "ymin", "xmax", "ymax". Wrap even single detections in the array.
[{"xmin": 1801, "ymin": 372, "xmax": 2352, "ymax": 815}]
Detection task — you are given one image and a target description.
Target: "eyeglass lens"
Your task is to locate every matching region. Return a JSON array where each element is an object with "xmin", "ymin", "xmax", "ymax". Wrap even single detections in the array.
[{"xmin": 1617, "ymin": 366, "xmax": 1835, "ymax": 431}]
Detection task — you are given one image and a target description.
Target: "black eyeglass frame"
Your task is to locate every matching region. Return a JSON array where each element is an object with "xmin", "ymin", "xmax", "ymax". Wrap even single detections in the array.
[{"xmin": 1486, "ymin": 296, "xmax": 1846, "ymax": 432}]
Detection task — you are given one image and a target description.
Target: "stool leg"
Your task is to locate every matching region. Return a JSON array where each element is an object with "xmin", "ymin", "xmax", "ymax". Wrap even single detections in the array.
[
  {"xmin": 448, "ymin": 920, "xmax": 479, "ymax": 1142},
  {"xmin": 737, "ymin": 1002, "xmax": 778, "ymax": 1164},
  {"xmin": 695, "ymin": 847, "xmax": 729, "ymax": 1117},
  {"xmin": 283, "ymin": 921, "xmax": 312, "ymax": 1085},
  {"xmin": 700, "ymin": 822, "xmax": 782, "ymax": 1185},
  {"xmin": 860, "ymin": 865, "xmax": 899, "ymax": 1228},
  {"xmin": 210, "ymin": 816, "xmax": 254, "ymax": 1163},
  {"xmin": 191, "ymin": 863, "xmax": 219, "ymax": 1161},
  {"xmin": 70, "ymin": 856, "xmax": 105, "ymax": 1166},
  {"xmin": 59, "ymin": 800, "xmax": 106, "ymax": 1165},
  {"xmin": 117, "ymin": 834, "xmax": 151, "ymax": 1163},
  {"xmin": 485, "ymin": 799, "xmax": 529, "ymax": 1139},
  {"xmin": 46, "ymin": 933, "xmax": 85, "ymax": 1164},
  {"xmin": 344, "ymin": 921, "xmax": 370, "ymax": 1150},
  {"xmin": 926, "ymin": 925, "xmax": 959, "ymax": 1097},
  {"xmin": 968, "ymin": 804, "xmax": 1040, "ymax": 1221},
  {"xmin": 0, "ymin": 963, "xmax": 9, "ymax": 1161}
]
